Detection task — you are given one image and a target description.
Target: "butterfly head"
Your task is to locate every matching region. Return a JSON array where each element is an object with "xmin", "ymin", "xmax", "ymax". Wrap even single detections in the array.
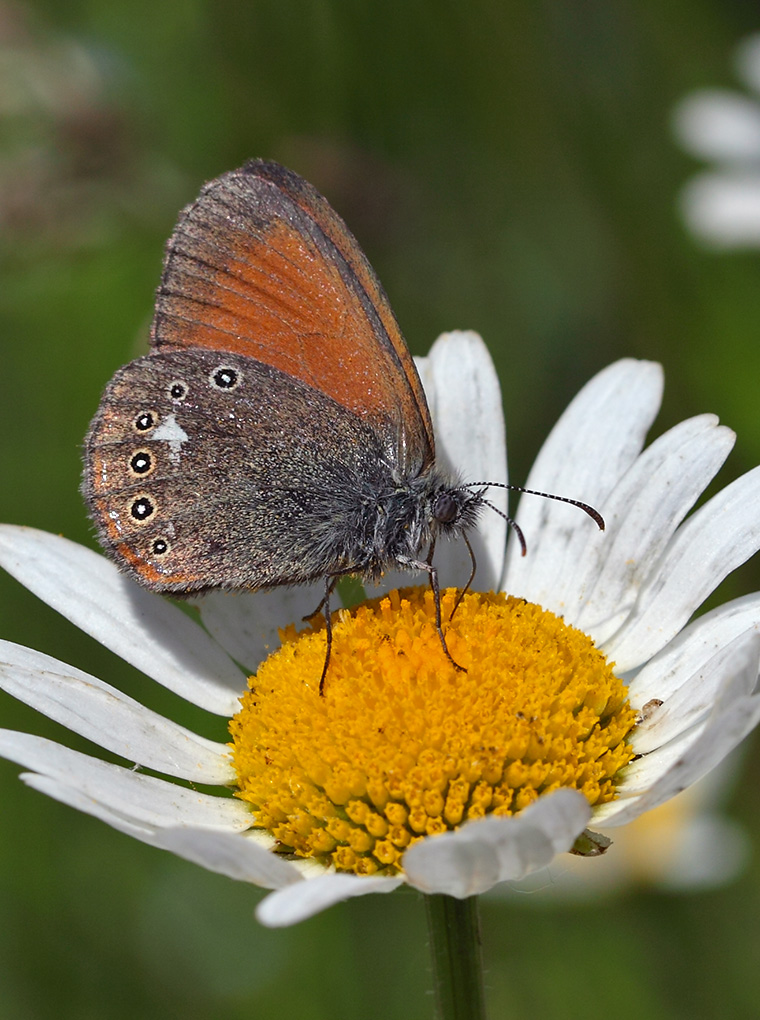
[{"xmin": 364, "ymin": 467, "xmax": 485, "ymax": 581}]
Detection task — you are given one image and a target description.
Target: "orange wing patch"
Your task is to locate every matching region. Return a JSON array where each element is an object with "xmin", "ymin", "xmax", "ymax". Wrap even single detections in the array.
[{"xmin": 150, "ymin": 161, "xmax": 434, "ymax": 465}]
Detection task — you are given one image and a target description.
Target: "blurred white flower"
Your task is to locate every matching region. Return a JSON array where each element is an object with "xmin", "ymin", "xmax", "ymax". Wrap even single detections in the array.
[{"xmin": 673, "ymin": 34, "xmax": 760, "ymax": 247}]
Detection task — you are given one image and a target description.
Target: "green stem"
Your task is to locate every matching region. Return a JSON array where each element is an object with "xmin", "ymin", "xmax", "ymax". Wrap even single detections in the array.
[{"xmin": 425, "ymin": 894, "xmax": 488, "ymax": 1020}]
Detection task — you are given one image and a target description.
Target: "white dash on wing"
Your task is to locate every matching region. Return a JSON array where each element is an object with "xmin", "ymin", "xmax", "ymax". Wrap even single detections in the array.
[{"xmin": 151, "ymin": 413, "xmax": 189, "ymax": 463}]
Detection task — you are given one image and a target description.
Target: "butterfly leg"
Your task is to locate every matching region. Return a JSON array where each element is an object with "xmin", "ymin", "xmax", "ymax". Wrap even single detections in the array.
[
  {"xmin": 302, "ymin": 576, "xmax": 338, "ymax": 625},
  {"xmin": 448, "ymin": 530, "xmax": 477, "ymax": 623},
  {"xmin": 306, "ymin": 575, "xmax": 338, "ymax": 696},
  {"xmin": 408, "ymin": 551, "xmax": 466, "ymax": 674}
]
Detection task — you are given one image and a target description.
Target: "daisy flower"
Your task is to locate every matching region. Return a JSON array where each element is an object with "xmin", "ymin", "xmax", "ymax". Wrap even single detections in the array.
[
  {"xmin": 1, "ymin": 330, "xmax": 760, "ymax": 934},
  {"xmin": 673, "ymin": 33, "xmax": 760, "ymax": 247}
]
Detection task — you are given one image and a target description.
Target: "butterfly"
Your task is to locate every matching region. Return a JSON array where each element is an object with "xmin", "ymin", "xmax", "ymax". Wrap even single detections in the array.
[{"xmin": 83, "ymin": 160, "xmax": 602, "ymax": 688}]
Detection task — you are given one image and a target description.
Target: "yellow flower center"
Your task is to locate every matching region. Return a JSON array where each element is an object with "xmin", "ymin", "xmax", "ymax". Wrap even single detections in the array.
[{"xmin": 229, "ymin": 587, "xmax": 635, "ymax": 877}]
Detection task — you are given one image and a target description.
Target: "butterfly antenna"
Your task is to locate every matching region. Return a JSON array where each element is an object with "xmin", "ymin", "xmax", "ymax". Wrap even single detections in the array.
[
  {"xmin": 478, "ymin": 497, "xmax": 528, "ymax": 556},
  {"xmin": 460, "ymin": 481, "xmax": 605, "ymax": 533}
]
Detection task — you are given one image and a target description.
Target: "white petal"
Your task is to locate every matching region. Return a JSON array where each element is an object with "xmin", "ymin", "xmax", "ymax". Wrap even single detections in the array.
[
  {"xmin": 673, "ymin": 90, "xmax": 760, "ymax": 161},
  {"xmin": 597, "ymin": 633, "xmax": 760, "ymax": 826},
  {"xmin": 0, "ymin": 640, "xmax": 234, "ymax": 783},
  {"xmin": 402, "ymin": 789, "xmax": 590, "ymax": 898},
  {"xmin": 575, "ymin": 415, "xmax": 735, "ymax": 642},
  {"xmin": 422, "ymin": 331, "xmax": 509, "ymax": 591},
  {"xmin": 18, "ymin": 775, "xmax": 284, "ymax": 878},
  {"xmin": 255, "ymin": 872, "xmax": 403, "ymax": 927},
  {"xmin": 504, "ymin": 360, "xmax": 663, "ymax": 612},
  {"xmin": 679, "ymin": 171, "xmax": 760, "ymax": 248},
  {"xmin": 629, "ymin": 593, "xmax": 760, "ymax": 707},
  {"xmin": 19, "ymin": 769, "xmax": 264, "ymax": 888},
  {"xmin": 603, "ymin": 466, "xmax": 760, "ymax": 671},
  {"xmin": 630, "ymin": 621, "xmax": 760, "ymax": 754},
  {"xmin": 384, "ymin": 331, "xmax": 509, "ymax": 596},
  {"xmin": 616, "ymin": 635, "xmax": 760, "ymax": 797},
  {"xmin": 21, "ymin": 772, "xmax": 159, "ymax": 836},
  {"xmin": 0, "ymin": 527, "xmax": 244, "ymax": 715},
  {"xmin": 152, "ymin": 827, "xmax": 302, "ymax": 890},
  {"xmin": 0, "ymin": 730, "xmax": 251, "ymax": 829},
  {"xmin": 619, "ymin": 725, "xmax": 710, "ymax": 797},
  {"xmin": 193, "ymin": 582, "xmax": 329, "ymax": 673}
]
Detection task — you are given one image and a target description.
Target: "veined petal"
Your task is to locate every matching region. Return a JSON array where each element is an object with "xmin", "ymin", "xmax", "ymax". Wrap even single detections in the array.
[
  {"xmin": 255, "ymin": 872, "xmax": 403, "ymax": 928},
  {"xmin": 402, "ymin": 789, "xmax": 590, "ymax": 898},
  {"xmin": 596, "ymin": 633, "xmax": 760, "ymax": 826},
  {"xmin": 628, "ymin": 593, "xmax": 760, "ymax": 707},
  {"xmin": 420, "ymin": 331, "xmax": 508, "ymax": 591},
  {"xmin": 0, "ymin": 526, "xmax": 244, "ymax": 716},
  {"xmin": 17, "ymin": 774, "xmax": 280, "ymax": 868},
  {"xmin": 504, "ymin": 360, "xmax": 663, "ymax": 612},
  {"xmin": 0, "ymin": 730, "xmax": 251, "ymax": 829},
  {"xmin": 21, "ymin": 772, "xmax": 162, "ymax": 837},
  {"xmin": 0, "ymin": 640, "xmax": 234, "ymax": 783},
  {"xmin": 384, "ymin": 331, "xmax": 509, "ymax": 596},
  {"xmin": 602, "ymin": 466, "xmax": 760, "ymax": 671},
  {"xmin": 152, "ymin": 827, "xmax": 303, "ymax": 890},
  {"xmin": 574, "ymin": 415, "xmax": 735, "ymax": 641},
  {"xmin": 631, "ymin": 622, "xmax": 760, "ymax": 754},
  {"xmin": 615, "ymin": 634, "xmax": 760, "ymax": 795}
]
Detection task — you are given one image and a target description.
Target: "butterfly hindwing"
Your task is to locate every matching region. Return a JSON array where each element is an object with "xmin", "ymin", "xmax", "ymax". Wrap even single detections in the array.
[{"xmin": 84, "ymin": 348, "xmax": 394, "ymax": 592}]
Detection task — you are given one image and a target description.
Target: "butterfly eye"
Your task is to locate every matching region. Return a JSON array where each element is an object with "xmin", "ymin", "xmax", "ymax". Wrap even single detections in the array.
[
  {"xmin": 432, "ymin": 491, "xmax": 460, "ymax": 524},
  {"xmin": 210, "ymin": 366, "xmax": 241, "ymax": 390},
  {"xmin": 134, "ymin": 411, "xmax": 158, "ymax": 432},
  {"xmin": 130, "ymin": 495, "xmax": 157, "ymax": 522},
  {"xmin": 128, "ymin": 450, "xmax": 154, "ymax": 477},
  {"xmin": 168, "ymin": 380, "xmax": 188, "ymax": 401},
  {"xmin": 151, "ymin": 537, "xmax": 170, "ymax": 556}
]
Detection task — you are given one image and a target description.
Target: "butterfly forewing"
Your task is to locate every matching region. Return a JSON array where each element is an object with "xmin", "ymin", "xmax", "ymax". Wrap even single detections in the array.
[{"xmin": 150, "ymin": 160, "xmax": 434, "ymax": 477}]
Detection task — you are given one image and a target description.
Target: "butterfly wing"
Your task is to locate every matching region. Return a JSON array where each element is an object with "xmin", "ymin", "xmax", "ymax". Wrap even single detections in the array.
[
  {"xmin": 150, "ymin": 160, "xmax": 434, "ymax": 477},
  {"xmin": 84, "ymin": 348, "xmax": 394, "ymax": 592}
]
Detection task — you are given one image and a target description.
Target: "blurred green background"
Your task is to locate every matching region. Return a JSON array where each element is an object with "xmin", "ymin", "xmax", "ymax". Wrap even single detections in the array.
[{"xmin": 2, "ymin": 1, "xmax": 760, "ymax": 1017}]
